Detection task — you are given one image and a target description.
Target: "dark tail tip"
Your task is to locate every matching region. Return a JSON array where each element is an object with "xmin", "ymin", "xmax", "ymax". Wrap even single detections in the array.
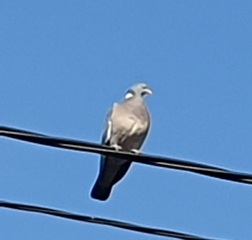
[{"xmin": 91, "ymin": 182, "xmax": 112, "ymax": 201}]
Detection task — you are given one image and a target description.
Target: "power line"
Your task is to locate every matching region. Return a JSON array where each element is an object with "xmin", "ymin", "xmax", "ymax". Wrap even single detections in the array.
[
  {"xmin": 0, "ymin": 200, "xmax": 218, "ymax": 240},
  {"xmin": 1, "ymin": 126, "xmax": 252, "ymax": 185}
]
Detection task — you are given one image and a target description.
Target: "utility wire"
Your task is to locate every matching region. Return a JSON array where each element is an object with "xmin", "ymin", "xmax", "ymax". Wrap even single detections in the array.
[
  {"xmin": 0, "ymin": 200, "xmax": 218, "ymax": 240},
  {"xmin": 1, "ymin": 126, "xmax": 252, "ymax": 185}
]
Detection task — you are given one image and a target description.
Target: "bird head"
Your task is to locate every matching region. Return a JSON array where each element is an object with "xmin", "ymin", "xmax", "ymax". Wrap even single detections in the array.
[{"xmin": 125, "ymin": 83, "xmax": 153, "ymax": 99}]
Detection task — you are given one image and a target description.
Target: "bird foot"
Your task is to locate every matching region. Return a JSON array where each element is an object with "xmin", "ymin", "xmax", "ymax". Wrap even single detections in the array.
[
  {"xmin": 130, "ymin": 149, "xmax": 140, "ymax": 155},
  {"xmin": 111, "ymin": 144, "xmax": 122, "ymax": 151}
]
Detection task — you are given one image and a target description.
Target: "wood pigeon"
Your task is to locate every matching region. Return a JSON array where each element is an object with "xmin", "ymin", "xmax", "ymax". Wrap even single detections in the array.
[{"xmin": 91, "ymin": 83, "xmax": 152, "ymax": 201}]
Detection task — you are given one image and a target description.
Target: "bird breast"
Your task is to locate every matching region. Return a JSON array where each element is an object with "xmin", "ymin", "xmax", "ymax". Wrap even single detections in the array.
[{"xmin": 112, "ymin": 115, "xmax": 149, "ymax": 150}]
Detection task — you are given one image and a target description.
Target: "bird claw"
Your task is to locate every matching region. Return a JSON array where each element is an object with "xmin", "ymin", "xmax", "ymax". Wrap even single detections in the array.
[
  {"xmin": 111, "ymin": 144, "xmax": 122, "ymax": 151},
  {"xmin": 130, "ymin": 149, "xmax": 140, "ymax": 155}
]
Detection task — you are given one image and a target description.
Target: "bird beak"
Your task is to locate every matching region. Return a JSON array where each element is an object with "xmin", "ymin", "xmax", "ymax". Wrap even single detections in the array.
[{"xmin": 144, "ymin": 88, "xmax": 153, "ymax": 95}]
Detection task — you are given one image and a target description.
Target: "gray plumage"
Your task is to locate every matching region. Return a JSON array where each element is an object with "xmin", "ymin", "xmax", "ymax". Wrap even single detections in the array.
[{"xmin": 91, "ymin": 83, "xmax": 152, "ymax": 201}]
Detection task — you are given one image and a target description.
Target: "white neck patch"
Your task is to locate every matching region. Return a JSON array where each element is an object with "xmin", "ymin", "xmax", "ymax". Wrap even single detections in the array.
[{"xmin": 125, "ymin": 92, "xmax": 134, "ymax": 99}]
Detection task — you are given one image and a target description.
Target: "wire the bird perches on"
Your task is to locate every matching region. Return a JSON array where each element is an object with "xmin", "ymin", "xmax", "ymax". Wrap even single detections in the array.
[
  {"xmin": 1, "ymin": 126, "xmax": 252, "ymax": 185},
  {"xmin": 0, "ymin": 200, "xmax": 216, "ymax": 240}
]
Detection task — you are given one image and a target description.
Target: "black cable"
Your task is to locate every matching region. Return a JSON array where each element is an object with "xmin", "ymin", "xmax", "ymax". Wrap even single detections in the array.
[
  {"xmin": 1, "ymin": 126, "xmax": 252, "ymax": 185},
  {"xmin": 0, "ymin": 200, "xmax": 218, "ymax": 240}
]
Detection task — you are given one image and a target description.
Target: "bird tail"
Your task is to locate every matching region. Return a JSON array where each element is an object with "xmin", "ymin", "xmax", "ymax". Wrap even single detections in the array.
[
  {"xmin": 91, "ymin": 156, "xmax": 132, "ymax": 201},
  {"xmin": 91, "ymin": 180, "xmax": 112, "ymax": 201}
]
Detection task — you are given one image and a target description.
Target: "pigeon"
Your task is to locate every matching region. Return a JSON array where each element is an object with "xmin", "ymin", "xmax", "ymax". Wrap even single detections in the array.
[{"xmin": 91, "ymin": 83, "xmax": 152, "ymax": 201}]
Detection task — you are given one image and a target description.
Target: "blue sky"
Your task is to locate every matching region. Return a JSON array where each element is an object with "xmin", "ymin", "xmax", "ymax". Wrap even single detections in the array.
[{"xmin": 1, "ymin": 1, "xmax": 252, "ymax": 239}]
